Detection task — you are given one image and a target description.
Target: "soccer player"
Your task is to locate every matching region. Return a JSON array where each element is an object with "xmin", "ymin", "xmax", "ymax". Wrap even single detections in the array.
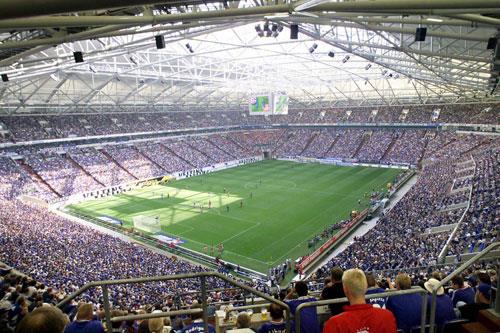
[
  {"xmin": 323, "ymin": 269, "xmax": 397, "ymax": 333},
  {"xmin": 226, "ymin": 205, "xmax": 229, "ymax": 212},
  {"xmin": 208, "ymin": 200, "xmax": 211, "ymax": 209},
  {"xmin": 240, "ymin": 201, "xmax": 243, "ymax": 208}
]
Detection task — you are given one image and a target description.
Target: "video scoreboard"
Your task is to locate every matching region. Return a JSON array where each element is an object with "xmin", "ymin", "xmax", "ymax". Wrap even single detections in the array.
[{"xmin": 248, "ymin": 92, "xmax": 288, "ymax": 115}]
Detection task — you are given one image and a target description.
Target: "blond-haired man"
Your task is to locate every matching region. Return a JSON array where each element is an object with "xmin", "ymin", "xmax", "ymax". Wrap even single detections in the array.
[{"xmin": 323, "ymin": 269, "xmax": 396, "ymax": 333}]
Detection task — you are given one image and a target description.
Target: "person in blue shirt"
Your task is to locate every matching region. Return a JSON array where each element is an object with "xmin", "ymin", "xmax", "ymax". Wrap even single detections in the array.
[
  {"xmin": 450, "ymin": 275, "xmax": 475, "ymax": 308},
  {"xmin": 386, "ymin": 273, "xmax": 423, "ymax": 333},
  {"xmin": 64, "ymin": 303, "xmax": 104, "ymax": 333},
  {"xmin": 424, "ymin": 278, "xmax": 456, "ymax": 326},
  {"xmin": 365, "ymin": 273, "xmax": 387, "ymax": 308},
  {"xmin": 257, "ymin": 304, "xmax": 287, "ymax": 333},
  {"xmin": 284, "ymin": 281, "xmax": 320, "ymax": 333},
  {"xmin": 181, "ymin": 304, "xmax": 215, "ymax": 333}
]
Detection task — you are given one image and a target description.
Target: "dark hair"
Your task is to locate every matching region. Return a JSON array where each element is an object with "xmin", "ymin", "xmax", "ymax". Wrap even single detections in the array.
[
  {"xmin": 190, "ymin": 304, "xmax": 203, "ymax": 320},
  {"xmin": 294, "ymin": 281, "xmax": 308, "ymax": 297},
  {"xmin": 269, "ymin": 303, "xmax": 284, "ymax": 320},
  {"xmin": 331, "ymin": 267, "xmax": 343, "ymax": 282},
  {"xmin": 15, "ymin": 306, "xmax": 67, "ymax": 333},
  {"xmin": 365, "ymin": 274, "xmax": 376, "ymax": 288},
  {"xmin": 451, "ymin": 276, "xmax": 464, "ymax": 287}
]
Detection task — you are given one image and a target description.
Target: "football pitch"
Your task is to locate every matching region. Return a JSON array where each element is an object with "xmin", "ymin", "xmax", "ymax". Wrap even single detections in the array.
[{"xmin": 67, "ymin": 160, "xmax": 402, "ymax": 274}]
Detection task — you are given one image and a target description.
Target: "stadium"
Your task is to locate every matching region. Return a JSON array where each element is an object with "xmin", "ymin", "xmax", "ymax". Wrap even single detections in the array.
[{"xmin": 0, "ymin": 1, "xmax": 498, "ymax": 333}]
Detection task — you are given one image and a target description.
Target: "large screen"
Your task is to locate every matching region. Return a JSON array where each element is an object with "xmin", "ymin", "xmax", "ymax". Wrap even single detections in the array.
[
  {"xmin": 249, "ymin": 93, "xmax": 288, "ymax": 115},
  {"xmin": 249, "ymin": 95, "xmax": 271, "ymax": 115},
  {"xmin": 273, "ymin": 92, "xmax": 289, "ymax": 115}
]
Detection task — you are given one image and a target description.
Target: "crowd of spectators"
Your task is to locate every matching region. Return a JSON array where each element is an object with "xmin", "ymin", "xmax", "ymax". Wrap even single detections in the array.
[
  {"xmin": 447, "ymin": 146, "xmax": 499, "ymax": 256},
  {"xmin": 26, "ymin": 153, "xmax": 100, "ymax": 196},
  {"xmin": 355, "ymin": 130, "xmax": 395, "ymax": 162},
  {"xmin": 0, "ymin": 103, "xmax": 496, "ymax": 143}
]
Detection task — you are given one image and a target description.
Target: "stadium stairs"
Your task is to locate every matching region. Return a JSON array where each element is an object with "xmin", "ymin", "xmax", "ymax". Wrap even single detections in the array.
[
  {"xmin": 159, "ymin": 142, "xmax": 196, "ymax": 169},
  {"xmin": 352, "ymin": 130, "xmax": 370, "ymax": 158},
  {"xmin": 66, "ymin": 153, "xmax": 105, "ymax": 187},
  {"xmin": 271, "ymin": 130, "xmax": 289, "ymax": 155},
  {"xmin": 100, "ymin": 149, "xmax": 138, "ymax": 180},
  {"xmin": 134, "ymin": 146, "xmax": 168, "ymax": 173},
  {"xmin": 15, "ymin": 159, "xmax": 62, "ymax": 197},
  {"xmin": 206, "ymin": 137, "xmax": 237, "ymax": 160},
  {"xmin": 226, "ymin": 135, "xmax": 253, "ymax": 155},
  {"xmin": 417, "ymin": 132, "xmax": 431, "ymax": 166},
  {"xmin": 322, "ymin": 134, "xmax": 341, "ymax": 158},
  {"xmin": 299, "ymin": 131, "xmax": 319, "ymax": 155},
  {"xmin": 380, "ymin": 132, "xmax": 399, "ymax": 161},
  {"xmin": 186, "ymin": 142, "xmax": 216, "ymax": 163},
  {"xmin": 461, "ymin": 310, "xmax": 500, "ymax": 333}
]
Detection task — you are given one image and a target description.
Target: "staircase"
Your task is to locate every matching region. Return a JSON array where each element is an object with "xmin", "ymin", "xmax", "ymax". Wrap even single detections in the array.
[
  {"xmin": 207, "ymin": 138, "xmax": 237, "ymax": 159},
  {"xmin": 16, "ymin": 160, "xmax": 62, "ymax": 198},
  {"xmin": 100, "ymin": 150, "xmax": 138, "ymax": 180},
  {"xmin": 418, "ymin": 133, "xmax": 432, "ymax": 165},
  {"xmin": 159, "ymin": 143, "xmax": 196, "ymax": 168},
  {"xmin": 226, "ymin": 135, "xmax": 253, "ymax": 154},
  {"xmin": 322, "ymin": 134, "xmax": 340, "ymax": 158},
  {"xmin": 186, "ymin": 141, "xmax": 216, "ymax": 162},
  {"xmin": 134, "ymin": 147, "xmax": 168, "ymax": 173},
  {"xmin": 65, "ymin": 154, "xmax": 105, "ymax": 187},
  {"xmin": 461, "ymin": 310, "xmax": 500, "ymax": 333},
  {"xmin": 300, "ymin": 131, "xmax": 318, "ymax": 155},
  {"xmin": 381, "ymin": 133, "xmax": 399, "ymax": 160},
  {"xmin": 352, "ymin": 131, "xmax": 370, "ymax": 158}
]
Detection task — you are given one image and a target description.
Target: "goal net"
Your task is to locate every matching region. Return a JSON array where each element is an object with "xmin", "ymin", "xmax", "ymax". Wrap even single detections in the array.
[{"xmin": 133, "ymin": 215, "xmax": 161, "ymax": 233}]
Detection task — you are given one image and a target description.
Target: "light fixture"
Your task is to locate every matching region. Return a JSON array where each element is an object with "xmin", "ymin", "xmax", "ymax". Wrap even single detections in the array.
[
  {"xmin": 426, "ymin": 18, "xmax": 443, "ymax": 22},
  {"xmin": 309, "ymin": 43, "xmax": 318, "ymax": 53}
]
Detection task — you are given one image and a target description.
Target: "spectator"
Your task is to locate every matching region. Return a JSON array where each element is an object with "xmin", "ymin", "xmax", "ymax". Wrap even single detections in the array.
[
  {"xmin": 385, "ymin": 273, "xmax": 422, "ymax": 333},
  {"xmin": 148, "ymin": 316, "xmax": 165, "ymax": 333},
  {"xmin": 257, "ymin": 304, "xmax": 286, "ymax": 333},
  {"xmin": 64, "ymin": 303, "xmax": 104, "ymax": 333},
  {"xmin": 320, "ymin": 267, "xmax": 347, "ymax": 316},
  {"xmin": 15, "ymin": 305, "xmax": 69, "ymax": 333},
  {"xmin": 323, "ymin": 269, "xmax": 396, "ymax": 333},
  {"xmin": 180, "ymin": 304, "xmax": 215, "ymax": 333},
  {"xmin": 284, "ymin": 281, "xmax": 320, "ymax": 333},
  {"xmin": 424, "ymin": 278, "xmax": 456, "ymax": 326},
  {"xmin": 365, "ymin": 274, "xmax": 386, "ymax": 308},
  {"xmin": 450, "ymin": 276, "xmax": 475, "ymax": 308},
  {"xmin": 227, "ymin": 312, "xmax": 254, "ymax": 332}
]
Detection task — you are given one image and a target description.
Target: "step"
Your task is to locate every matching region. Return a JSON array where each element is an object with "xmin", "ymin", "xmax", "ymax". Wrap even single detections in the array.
[
  {"xmin": 460, "ymin": 322, "xmax": 491, "ymax": 333},
  {"xmin": 478, "ymin": 310, "xmax": 500, "ymax": 332}
]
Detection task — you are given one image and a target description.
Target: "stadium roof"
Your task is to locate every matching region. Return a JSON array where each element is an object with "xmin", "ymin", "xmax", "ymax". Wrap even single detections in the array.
[{"xmin": 0, "ymin": 0, "xmax": 499, "ymax": 114}]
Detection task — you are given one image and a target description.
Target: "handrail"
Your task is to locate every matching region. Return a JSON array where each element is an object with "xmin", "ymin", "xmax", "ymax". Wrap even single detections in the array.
[
  {"xmin": 438, "ymin": 155, "xmax": 475, "ymax": 262},
  {"xmin": 111, "ymin": 308, "xmax": 202, "ymax": 322},
  {"xmin": 429, "ymin": 242, "xmax": 500, "ymax": 333},
  {"xmin": 294, "ymin": 287, "xmax": 428, "ymax": 333},
  {"xmin": 57, "ymin": 271, "xmax": 291, "ymax": 333}
]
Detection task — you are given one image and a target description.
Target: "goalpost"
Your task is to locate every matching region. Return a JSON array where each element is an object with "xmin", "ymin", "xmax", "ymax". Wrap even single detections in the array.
[{"xmin": 132, "ymin": 215, "xmax": 161, "ymax": 233}]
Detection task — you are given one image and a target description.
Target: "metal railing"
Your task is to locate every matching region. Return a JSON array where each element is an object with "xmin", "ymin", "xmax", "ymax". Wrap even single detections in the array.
[
  {"xmin": 295, "ymin": 287, "xmax": 429, "ymax": 333},
  {"xmin": 55, "ymin": 243, "xmax": 500, "ymax": 333},
  {"xmin": 428, "ymin": 242, "xmax": 500, "ymax": 333},
  {"xmin": 56, "ymin": 271, "xmax": 291, "ymax": 333}
]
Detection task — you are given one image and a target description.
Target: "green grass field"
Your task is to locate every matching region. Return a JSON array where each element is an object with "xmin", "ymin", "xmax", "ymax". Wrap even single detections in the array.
[{"xmin": 68, "ymin": 160, "xmax": 401, "ymax": 273}]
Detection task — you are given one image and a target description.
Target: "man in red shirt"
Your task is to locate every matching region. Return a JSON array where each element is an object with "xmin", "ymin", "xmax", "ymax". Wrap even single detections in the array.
[{"xmin": 323, "ymin": 269, "xmax": 397, "ymax": 333}]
